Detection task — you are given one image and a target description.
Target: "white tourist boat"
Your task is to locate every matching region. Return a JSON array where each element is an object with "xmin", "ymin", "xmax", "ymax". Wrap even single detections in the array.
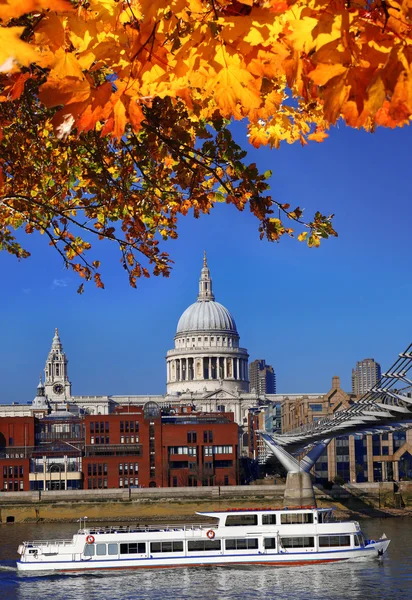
[{"xmin": 16, "ymin": 507, "xmax": 390, "ymax": 572}]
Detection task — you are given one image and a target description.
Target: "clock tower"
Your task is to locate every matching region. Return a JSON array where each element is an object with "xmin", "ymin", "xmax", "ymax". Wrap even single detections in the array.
[{"xmin": 44, "ymin": 328, "xmax": 72, "ymax": 401}]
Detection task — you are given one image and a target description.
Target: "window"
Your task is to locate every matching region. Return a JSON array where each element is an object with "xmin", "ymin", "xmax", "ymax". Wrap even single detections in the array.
[
  {"xmin": 225, "ymin": 538, "xmax": 258, "ymax": 550},
  {"xmin": 84, "ymin": 544, "xmax": 95, "ymax": 556},
  {"xmin": 96, "ymin": 544, "xmax": 106, "ymax": 556},
  {"xmin": 188, "ymin": 540, "xmax": 221, "ymax": 552},
  {"xmin": 280, "ymin": 537, "xmax": 315, "ymax": 549},
  {"xmin": 319, "ymin": 535, "xmax": 351, "ymax": 547},
  {"xmin": 264, "ymin": 538, "xmax": 276, "ymax": 549},
  {"xmin": 150, "ymin": 541, "xmax": 183, "ymax": 553},
  {"xmin": 120, "ymin": 543, "xmax": 146, "ymax": 554},
  {"xmin": 108, "ymin": 543, "xmax": 118, "ymax": 555},
  {"xmin": 280, "ymin": 513, "xmax": 313, "ymax": 525},
  {"xmin": 225, "ymin": 514, "xmax": 258, "ymax": 527},
  {"xmin": 262, "ymin": 514, "xmax": 276, "ymax": 525},
  {"xmin": 187, "ymin": 431, "xmax": 197, "ymax": 444}
]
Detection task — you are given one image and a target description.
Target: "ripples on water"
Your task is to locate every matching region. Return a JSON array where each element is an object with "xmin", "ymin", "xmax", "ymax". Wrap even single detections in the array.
[{"xmin": 0, "ymin": 519, "xmax": 411, "ymax": 600}]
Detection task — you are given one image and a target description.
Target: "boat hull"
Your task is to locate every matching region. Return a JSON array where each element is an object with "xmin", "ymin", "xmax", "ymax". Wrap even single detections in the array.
[{"xmin": 16, "ymin": 540, "xmax": 390, "ymax": 573}]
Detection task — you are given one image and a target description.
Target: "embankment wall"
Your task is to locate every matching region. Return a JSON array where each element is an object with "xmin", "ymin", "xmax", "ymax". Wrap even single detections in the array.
[{"xmin": 1, "ymin": 482, "xmax": 412, "ymax": 523}]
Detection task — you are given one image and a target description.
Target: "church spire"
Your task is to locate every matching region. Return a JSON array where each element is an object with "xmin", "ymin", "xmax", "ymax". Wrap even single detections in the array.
[
  {"xmin": 52, "ymin": 327, "xmax": 62, "ymax": 350},
  {"xmin": 198, "ymin": 251, "xmax": 215, "ymax": 301}
]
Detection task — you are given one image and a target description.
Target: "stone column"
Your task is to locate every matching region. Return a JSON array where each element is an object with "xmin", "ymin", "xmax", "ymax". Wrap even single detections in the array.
[
  {"xmin": 349, "ymin": 435, "xmax": 356, "ymax": 483},
  {"xmin": 43, "ymin": 456, "xmax": 47, "ymax": 491},
  {"xmin": 209, "ymin": 357, "xmax": 212, "ymax": 380},
  {"xmin": 367, "ymin": 436, "xmax": 374, "ymax": 482},
  {"xmin": 327, "ymin": 440, "xmax": 336, "ymax": 481},
  {"xmin": 64, "ymin": 456, "xmax": 68, "ymax": 489},
  {"xmin": 393, "ymin": 461, "xmax": 400, "ymax": 481},
  {"xmin": 284, "ymin": 472, "xmax": 316, "ymax": 508},
  {"xmin": 224, "ymin": 357, "xmax": 227, "ymax": 379}
]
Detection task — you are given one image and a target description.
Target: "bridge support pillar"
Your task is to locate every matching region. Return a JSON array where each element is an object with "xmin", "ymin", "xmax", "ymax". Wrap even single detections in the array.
[{"xmin": 284, "ymin": 471, "xmax": 316, "ymax": 508}]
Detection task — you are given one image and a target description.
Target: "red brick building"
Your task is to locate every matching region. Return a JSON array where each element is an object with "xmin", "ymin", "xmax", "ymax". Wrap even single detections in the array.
[
  {"xmin": 0, "ymin": 407, "xmax": 239, "ymax": 491},
  {"xmin": 162, "ymin": 413, "xmax": 238, "ymax": 487},
  {"xmin": 0, "ymin": 417, "xmax": 35, "ymax": 492}
]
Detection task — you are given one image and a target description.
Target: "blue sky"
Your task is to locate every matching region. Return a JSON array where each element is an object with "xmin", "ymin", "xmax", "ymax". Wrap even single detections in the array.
[{"xmin": 1, "ymin": 122, "xmax": 411, "ymax": 403}]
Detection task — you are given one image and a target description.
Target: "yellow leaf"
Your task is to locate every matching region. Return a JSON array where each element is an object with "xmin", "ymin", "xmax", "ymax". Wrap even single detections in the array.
[
  {"xmin": 51, "ymin": 48, "xmax": 84, "ymax": 79},
  {"xmin": 0, "ymin": 27, "xmax": 38, "ymax": 73},
  {"xmin": 298, "ymin": 231, "xmax": 308, "ymax": 242}
]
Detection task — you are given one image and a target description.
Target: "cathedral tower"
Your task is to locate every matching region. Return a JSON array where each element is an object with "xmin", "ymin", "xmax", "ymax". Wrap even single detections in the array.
[{"xmin": 44, "ymin": 328, "xmax": 72, "ymax": 401}]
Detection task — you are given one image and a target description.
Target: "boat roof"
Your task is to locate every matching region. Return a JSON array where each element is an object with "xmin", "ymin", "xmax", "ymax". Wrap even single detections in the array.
[{"xmin": 196, "ymin": 507, "xmax": 335, "ymax": 516}]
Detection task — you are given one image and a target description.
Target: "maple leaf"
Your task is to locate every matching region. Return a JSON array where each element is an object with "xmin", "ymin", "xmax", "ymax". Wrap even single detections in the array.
[{"xmin": 0, "ymin": 27, "xmax": 38, "ymax": 72}]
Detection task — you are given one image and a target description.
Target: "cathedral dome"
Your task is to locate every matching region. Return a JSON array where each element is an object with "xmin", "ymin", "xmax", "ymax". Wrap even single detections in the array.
[{"xmin": 176, "ymin": 300, "xmax": 237, "ymax": 335}]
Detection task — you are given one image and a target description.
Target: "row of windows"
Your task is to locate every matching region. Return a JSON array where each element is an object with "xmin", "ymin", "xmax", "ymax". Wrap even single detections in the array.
[
  {"xmin": 185, "ymin": 431, "xmax": 214, "ymax": 444},
  {"xmin": 87, "ymin": 463, "xmax": 108, "ymax": 476},
  {"xmin": 119, "ymin": 463, "xmax": 139, "ymax": 474},
  {"xmin": 204, "ymin": 446, "xmax": 233, "ymax": 456},
  {"xmin": 3, "ymin": 466, "xmax": 24, "ymax": 478},
  {"xmin": 223, "ymin": 513, "xmax": 313, "ymax": 527},
  {"xmin": 281, "ymin": 537, "xmax": 314, "ymax": 549},
  {"xmin": 89, "ymin": 436, "xmax": 141, "ymax": 445},
  {"xmin": 3, "ymin": 480, "xmax": 24, "ymax": 491},
  {"xmin": 90, "ymin": 437, "xmax": 110, "ymax": 445},
  {"xmin": 120, "ymin": 421, "xmax": 140, "ymax": 434},
  {"xmin": 87, "ymin": 478, "xmax": 108, "ymax": 489},
  {"xmin": 84, "ymin": 538, "xmax": 277, "ymax": 556},
  {"xmin": 119, "ymin": 478, "xmax": 139, "ymax": 487},
  {"xmin": 177, "ymin": 336, "xmax": 233, "ymax": 345},
  {"xmin": 169, "ymin": 447, "xmax": 198, "ymax": 456},
  {"xmin": 90, "ymin": 422, "xmax": 110, "ymax": 434},
  {"xmin": 318, "ymin": 535, "xmax": 351, "ymax": 547}
]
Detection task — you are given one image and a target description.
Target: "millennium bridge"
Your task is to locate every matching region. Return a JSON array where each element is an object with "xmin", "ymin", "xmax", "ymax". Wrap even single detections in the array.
[{"xmin": 260, "ymin": 342, "xmax": 412, "ymax": 505}]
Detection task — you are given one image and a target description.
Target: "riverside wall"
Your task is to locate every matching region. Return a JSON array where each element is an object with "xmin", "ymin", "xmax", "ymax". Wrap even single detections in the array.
[{"xmin": 2, "ymin": 482, "xmax": 412, "ymax": 523}]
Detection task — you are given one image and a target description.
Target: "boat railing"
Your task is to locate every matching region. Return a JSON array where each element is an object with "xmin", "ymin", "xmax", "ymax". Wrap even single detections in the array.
[
  {"xmin": 22, "ymin": 539, "xmax": 73, "ymax": 548},
  {"xmin": 79, "ymin": 523, "xmax": 217, "ymax": 535}
]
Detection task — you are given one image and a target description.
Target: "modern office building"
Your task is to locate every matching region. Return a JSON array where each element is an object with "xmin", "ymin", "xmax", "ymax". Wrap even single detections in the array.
[
  {"xmin": 249, "ymin": 360, "xmax": 276, "ymax": 395},
  {"xmin": 352, "ymin": 358, "xmax": 382, "ymax": 395}
]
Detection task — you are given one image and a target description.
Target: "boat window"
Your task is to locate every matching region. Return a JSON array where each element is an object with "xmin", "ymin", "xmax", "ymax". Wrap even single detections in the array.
[
  {"xmin": 96, "ymin": 544, "xmax": 106, "ymax": 556},
  {"xmin": 188, "ymin": 540, "xmax": 221, "ymax": 552},
  {"xmin": 150, "ymin": 541, "xmax": 184, "ymax": 553},
  {"xmin": 264, "ymin": 538, "xmax": 276, "ymax": 549},
  {"xmin": 280, "ymin": 537, "xmax": 315, "ymax": 549},
  {"xmin": 262, "ymin": 514, "xmax": 277, "ymax": 525},
  {"xmin": 120, "ymin": 542, "xmax": 146, "ymax": 554},
  {"xmin": 319, "ymin": 535, "xmax": 351, "ymax": 547},
  {"xmin": 354, "ymin": 535, "xmax": 360, "ymax": 547},
  {"xmin": 319, "ymin": 511, "xmax": 334, "ymax": 523},
  {"xmin": 225, "ymin": 538, "xmax": 258, "ymax": 550},
  {"xmin": 280, "ymin": 513, "xmax": 313, "ymax": 525},
  {"xmin": 108, "ymin": 543, "xmax": 118, "ymax": 555},
  {"xmin": 225, "ymin": 514, "xmax": 258, "ymax": 527},
  {"xmin": 84, "ymin": 544, "xmax": 95, "ymax": 557}
]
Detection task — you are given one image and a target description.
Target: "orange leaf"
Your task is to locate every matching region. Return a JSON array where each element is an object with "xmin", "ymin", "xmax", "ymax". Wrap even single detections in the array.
[
  {"xmin": 309, "ymin": 63, "xmax": 348, "ymax": 87},
  {"xmin": 113, "ymin": 98, "xmax": 126, "ymax": 140},
  {"xmin": 128, "ymin": 98, "xmax": 145, "ymax": 131}
]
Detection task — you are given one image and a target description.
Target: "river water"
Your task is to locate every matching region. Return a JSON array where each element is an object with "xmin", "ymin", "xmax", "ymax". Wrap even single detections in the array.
[{"xmin": 0, "ymin": 518, "xmax": 411, "ymax": 600}]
